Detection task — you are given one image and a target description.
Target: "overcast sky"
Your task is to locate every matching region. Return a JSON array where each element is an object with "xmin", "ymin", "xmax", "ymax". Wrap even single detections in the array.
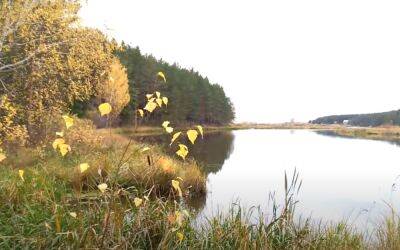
[{"xmin": 80, "ymin": 0, "xmax": 400, "ymax": 123}]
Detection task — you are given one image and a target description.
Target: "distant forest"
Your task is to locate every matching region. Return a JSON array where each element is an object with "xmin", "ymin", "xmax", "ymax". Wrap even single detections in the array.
[
  {"xmin": 116, "ymin": 44, "xmax": 235, "ymax": 126},
  {"xmin": 311, "ymin": 110, "xmax": 400, "ymax": 127}
]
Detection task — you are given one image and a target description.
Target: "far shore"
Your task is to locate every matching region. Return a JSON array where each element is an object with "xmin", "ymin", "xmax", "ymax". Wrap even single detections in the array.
[{"xmin": 103, "ymin": 123, "xmax": 400, "ymax": 142}]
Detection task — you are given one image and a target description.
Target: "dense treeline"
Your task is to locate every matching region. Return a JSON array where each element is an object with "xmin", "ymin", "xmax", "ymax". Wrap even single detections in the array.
[
  {"xmin": 311, "ymin": 110, "xmax": 400, "ymax": 127},
  {"xmin": 116, "ymin": 44, "xmax": 235, "ymax": 126},
  {"xmin": 0, "ymin": 0, "xmax": 234, "ymax": 147}
]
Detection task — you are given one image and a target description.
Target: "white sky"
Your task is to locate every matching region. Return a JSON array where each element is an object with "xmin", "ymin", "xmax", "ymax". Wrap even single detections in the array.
[{"xmin": 79, "ymin": 0, "xmax": 400, "ymax": 123}]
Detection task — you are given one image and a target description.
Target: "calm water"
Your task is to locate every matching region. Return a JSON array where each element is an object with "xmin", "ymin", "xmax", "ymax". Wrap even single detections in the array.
[{"xmin": 139, "ymin": 129, "xmax": 400, "ymax": 228}]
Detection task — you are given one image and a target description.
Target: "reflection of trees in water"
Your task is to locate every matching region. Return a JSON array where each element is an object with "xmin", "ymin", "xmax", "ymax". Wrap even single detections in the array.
[
  {"xmin": 191, "ymin": 131, "xmax": 235, "ymax": 175},
  {"xmin": 134, "ymin": 131, "xmax": 235, "ymax": 175},
  {"xmin": 315, "ymin": 130, "xmax": 400, "ymax": 147}
]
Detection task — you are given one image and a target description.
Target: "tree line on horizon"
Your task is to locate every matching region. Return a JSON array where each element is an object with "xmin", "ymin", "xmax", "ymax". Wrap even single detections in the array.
[{"xmin": 311, "ymin": 109, "xmax": 400, "ymax": 127}]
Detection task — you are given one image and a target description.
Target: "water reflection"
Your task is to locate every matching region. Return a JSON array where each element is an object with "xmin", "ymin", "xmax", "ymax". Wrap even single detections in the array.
[
  {"xmin": 138, "ymin": 129, "xmax": 400, "ymax": 229},
  {"xmin": 134, "ymin": 131, "xmax": 235, "ymax": 175}
]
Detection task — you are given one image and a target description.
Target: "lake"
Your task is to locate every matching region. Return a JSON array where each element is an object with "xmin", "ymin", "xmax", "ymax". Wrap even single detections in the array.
[{"xmin": 138, "ymin": 129, "xmax": 400, "ymax": 230}]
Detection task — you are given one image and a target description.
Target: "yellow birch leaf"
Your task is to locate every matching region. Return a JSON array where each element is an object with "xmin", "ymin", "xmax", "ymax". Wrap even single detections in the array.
[
  {"xmin": 171, "ymin": 180, "xmax": 183, "ymax": 197},
  {"xmin": 62, "ymin": 115, "xmax": 74, "ymax": 129},
  {"xmin": 146, "ymin": 93, "xmax": 154, "ymax": 99},
  {"xmin": 156, "ymin": 98, "xmax": 163, "ymax": 107},
  {"xmin": 156, "ymin": 91, "xmax": 161, "ymax": 98},
  {"xmin": 157, "ymin": 72, "xmax": 166, "ymax": 82},
  {"xmin": 138, "ymin": 109, "xmax": 144, "ymax": 117},
  {"xmin": 59, "ymin": 144, "xmax": 71, "ymax": 157},
  {"xmin": 19, "ymin": 169, "xmax": 24, "ymax": 181},
  {"xmin": 187, "ymin": 130, "xmax": 198, "ymax": 144},
  {"xmin": 176, "ymin": 232, "xmax": 184, "ymax": 242},
  {"xmin": 134, "ymin": 197, "xmax": 143, "ymax": 207},
  {"xmin": 79, "ymin": 163, "xmax": 90, "ymax": 173},
  {"xmin": 176, "ymin": 144, "xmax": 188, "ymax": 160},
  {"xmin": 144, "ymin": 101, "xmax": 157, "ymax": 113},
  {"xmin": 69, "ymin": 212, "xmax": 77, "ymax": 218},
  {"xmin": 166, "ymin": 127, "xmax": 174, "ymax": 134},
  {"xmin": 162, "ymin": 97, "xmax": 168, "ymax": 106},
  {"xmin": 56, "ymin": 131, "xmax": 64, "ymax": 137},
  {"xmin": 162, "ymin": 121, "xmax": 170, "ymax": 128},
  {"xmin": 52, "ymin": 138, "xmax": 65, "ymax": 150},
  {"xmin": 197, "ymin": 125, "xmax": 204, "ymax": 138},
  {"xmin": 98, "ymin": 183, "xmax": 108, "ymax": 193},
  {"xmin": 98, "ymin": 103, "xmax": 112, "ymax": 116},
  {"xmin": 170, "ymin": 132, "xmax": 182, "ymax": 146}
]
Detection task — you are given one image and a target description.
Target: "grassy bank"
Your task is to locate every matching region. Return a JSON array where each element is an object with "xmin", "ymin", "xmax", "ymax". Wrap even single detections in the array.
[
  {"xmin": 2, "ymin": 154, "xmax": 400, "ymax": 249},
  {"xmin": 332, "ymin": 126, "xmax": 400, "ymax": 142}
]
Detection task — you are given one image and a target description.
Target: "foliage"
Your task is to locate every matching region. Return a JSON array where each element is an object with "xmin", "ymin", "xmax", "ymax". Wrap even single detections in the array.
[
  {"xmin": 0, "ymin": 0, "xmax": 115, "ymax": 143},
  {"xmin": 0, "ymin": 95, "xmax": 28, "ymax": 148},
  {"xmin": 116, "ymin": 45, "xmax": 235, "ymax": 125},
  {"xmin": 96, "ymin": 58, "xmax": 130, "ymax": 121}
]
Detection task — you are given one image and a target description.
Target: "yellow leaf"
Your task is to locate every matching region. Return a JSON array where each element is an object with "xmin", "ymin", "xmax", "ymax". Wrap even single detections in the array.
[
  {"xmin": 59, "ymin": 143, "xmax": 71, "ymax": 157},
  {"xmin": 141, "ymin": 147, "xmax": 150, "ymax": 153},
  {"xmin": 176, "ymin": 144, "xmax": 188, "ymax": 160},
  {"xmin": 171, "ymin": 180, "xmax": 183, "ymax": 197},
  {"xmin": 79, "ymin": 163, "xmax": 90, "ymax": 173},
  {"xmin": 146, "ymin": 93, "xmax": 154, "ymax": 99},
  {"xmin": 144, "ymin": 101, "xmax": 157, "ymax": 113},
  {"xmin": 155, "ymin": 91, "xmax": 161, "ymax": 98},
  {"xmin": 170, "ymin": 132, "xmax": 182, "ymax": 146},
  {"xmin": 69, "ymin": 212, "xmax": 77, "ymax": 218},
  {"xmin": 52, "ymin": 138, "xmax": 65, "ymax": 150},
  {"xmin": 176, "ymin": 232, "xmax": 184, "ymax": 242},
  {"xmin": 19, "ymin": 169, "xmax": 24, "ymax": 181},
  {"xmin": 134, "ymin": 197, "xmax": 143, "ymax": 207},
  {"xmin": 98, "ymin": 103, "xmax": 112, "ymax": 116},
  {"xmin": 162, "ymin": 121, "xmax": 170, "ymax": 128},
  {"xmin": 157, "ymin": 71, "xmax": 166, "ymax": 82},
  {"xmin": 62, "ymin": 115, "xmax": 74, "ymax": 129},
  {"xmin": 197, "ymin": 125, "xmax": 204, "ymax": 138},
  {"xmin": 0, "ymin": 153, "xmax": 6, "ymax": 162},
  {"xmin": 138, "ymin": 109, "xmax": 144, "ymax": 117},
  {"xmin": 156, "ymin": 98, "xmax": 163, "ymax": 107},
  {"xmin": 187, "ymin": 130, "xmax": 198, "ymax": 144},
  {"xmin": 166, "ymin": 127, "xmax": 174, "ymax": 134},
  {"xmin": 162, "ymin": 97, "xmax": 168, "ymax": 106},
  {"xmin": 56, "ymin": 131, "xmax": 64, "ymax": 137},
  {"xmin": 98, "ymin": 183, "xmax": 108, "ymax": 193}
]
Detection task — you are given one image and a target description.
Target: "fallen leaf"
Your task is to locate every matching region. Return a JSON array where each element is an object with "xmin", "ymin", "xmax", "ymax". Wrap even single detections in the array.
[
  {"xmin": 134, "ymin": 197, "xmax": 143, "ymax": 207},
  {"xmin": 79, "ymin": 163, "xmax": 90, "ymax": 173},
  {"xmin": 98, "ymin": 183, "xmax": 108, "ymax": 193}
]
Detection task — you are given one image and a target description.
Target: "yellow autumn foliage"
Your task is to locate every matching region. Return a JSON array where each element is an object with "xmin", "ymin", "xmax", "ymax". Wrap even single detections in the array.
[{"xmin": 96, "ymin": 58, "xmax": 130, "ymax": 119}]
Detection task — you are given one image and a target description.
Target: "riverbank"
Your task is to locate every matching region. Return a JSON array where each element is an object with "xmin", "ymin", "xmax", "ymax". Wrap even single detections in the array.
[{"xmin": 107, "ymin": 123, "xmax": 341, "ymax": 138}]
